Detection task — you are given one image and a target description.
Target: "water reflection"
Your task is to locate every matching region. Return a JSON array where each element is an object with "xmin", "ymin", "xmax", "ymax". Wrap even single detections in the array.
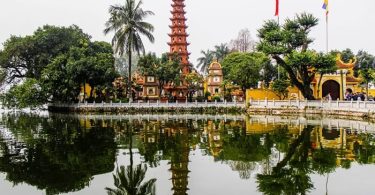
[{"xmin": 0, "ymin": 113, "xmax": 374, "ymax": 194}]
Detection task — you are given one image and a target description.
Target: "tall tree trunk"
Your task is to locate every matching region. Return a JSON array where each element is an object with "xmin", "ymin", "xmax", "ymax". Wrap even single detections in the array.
[
  {"xmin": 128, "ymin": 48, "xmax": 132, "ymax": 101},
  {"xmin": 301, "ymin": 86, "xmax": 315, "ymax": 100}
]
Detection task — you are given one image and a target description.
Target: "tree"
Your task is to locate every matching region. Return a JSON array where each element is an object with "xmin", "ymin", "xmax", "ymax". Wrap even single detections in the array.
[
  {"xmin": 261, "ymin": 61, "xmax": 277, "ymax": 88},
  {"xmin": 356, "ymin": 50, "xmax": 375, "ymax": 96},
  {"xmin": 257, "ymin": 13, "xmax": 336, "ymax": 100},
  {"xmin": 197, "ymin": 50, "xmax": 214, "ymax": 75},
  {"xmin": 104, "ymin": 0, "xmax": 155, "ymax": 100},
  {"xmin": 41, "ymin": 41, "xmax": 117, "ymax": 103},
  {"xmin": 222, "ymin": 52, "xmax": 268, "ymax": 94},
  {"xmin": 106, "ymin": 121, "xmax": 156, "ymax": 195},
  {"xmin": 213, "ymin": 44, "xmax": 230, "ymax": 62},
  {"xmin": 0, "ymin": 25, "xmax": 90, "ymax": 83},
  {"xmin": 138, "ymin": 53, "xmax": 181, "ymax": 97},
  {"xmin": 185, "ymin": 71, "xmax": 204, "ymax": 101},
  {"xmin": 272, "ymin": 79, "xmax": 290, "ymax": 100},
  {"xmin": 229, "ymin": 28, "xmax": 255, "ymax": 52},
  {"xmin": 3, "ymin": 78, "xmax": 47, "ymax": 108}
]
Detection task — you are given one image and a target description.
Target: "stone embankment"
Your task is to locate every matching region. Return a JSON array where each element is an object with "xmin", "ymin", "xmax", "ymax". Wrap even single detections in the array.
[
  {"xmin": 248, "ymin": 99, "xmax": 375, "ymax": 119},
  {"xmin": 48, "ymin": 101, "xmax": 246, "ymax": 114}
]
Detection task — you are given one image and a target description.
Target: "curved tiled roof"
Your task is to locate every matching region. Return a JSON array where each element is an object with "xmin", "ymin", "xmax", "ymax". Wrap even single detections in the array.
[{"xmin": 336, "ymin": 54, "xmax": 357, "ymax": 69}]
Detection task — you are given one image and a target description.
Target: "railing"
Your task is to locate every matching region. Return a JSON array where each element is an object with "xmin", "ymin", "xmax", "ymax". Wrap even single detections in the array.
[
  {"xmin": 49, "ymin": 100, "xmax": 246, "ymax": 109},
  {"xmin": 249, "ymin": 99, "xmax": 375, "ymax": 112}
]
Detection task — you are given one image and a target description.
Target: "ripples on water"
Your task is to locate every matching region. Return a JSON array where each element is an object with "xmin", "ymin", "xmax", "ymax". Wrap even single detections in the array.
[{"xmin": 0, "ymin": 113, "xmax": 375, "ymax": 195}]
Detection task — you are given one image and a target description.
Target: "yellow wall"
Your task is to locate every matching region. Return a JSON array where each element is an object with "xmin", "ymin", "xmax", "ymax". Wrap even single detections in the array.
[{"xmin": 246, "ymin": 87, "xmax": 302, "ymax": 103}]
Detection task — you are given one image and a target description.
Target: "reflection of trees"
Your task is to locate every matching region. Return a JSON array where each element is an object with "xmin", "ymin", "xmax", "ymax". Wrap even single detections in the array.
[
  {"xmin": 106, "ymin": 121, "xmax": 156, "ymax": 195},
  {"xmin": 257, "ymin": 126, "xmax": 315, "ymax": 195},
  {"xmin": 0, "ymin": 113, "xmax": 117, "ymax": 195},
  {"xmin": 256, "ymin": 126, "xmax": 337, "ymax": 195},
  {"xmin": 355, "ymin": 134, "xmax": 375, "ymax": 164}
]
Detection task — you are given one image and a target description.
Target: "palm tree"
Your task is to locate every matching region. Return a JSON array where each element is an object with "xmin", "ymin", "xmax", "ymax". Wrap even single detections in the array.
[
  {"xmin": 106, "ymin": 121, "xmax": 156, "ymax": 195},
  {"xmin": 197, "ymin": 50, "xmax": 213, "ymax": 75},
  {"xmin": 213, "ymin": 43, "xmax": 230, "ymax": 62},
  {"xmin": 104, "ymin": 0, "xmax": 155, "ymax": 100},
  {"xmin": 106, "ymin": 164, "xmax": 156, "ymax": 195}
]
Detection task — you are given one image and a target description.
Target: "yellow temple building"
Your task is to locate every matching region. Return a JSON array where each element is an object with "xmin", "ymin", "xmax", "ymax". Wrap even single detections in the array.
[{"xmin": 246, "ymin": 54, "xmax": 369, "ymax": 101}]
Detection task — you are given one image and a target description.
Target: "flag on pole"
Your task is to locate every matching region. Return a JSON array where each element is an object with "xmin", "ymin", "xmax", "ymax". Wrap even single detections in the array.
[
  {"xmin": 322, "ymin": 0, "xmax": 329, "ymax": 15},
  {"xmin": 275, "ymin": 0, "xmax": 279, "ymax": 16}
]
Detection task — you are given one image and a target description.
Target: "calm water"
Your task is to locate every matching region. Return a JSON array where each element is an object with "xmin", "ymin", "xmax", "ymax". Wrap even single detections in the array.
[{"xmin": 0, "ymin": 113, "xmax": 375, "ymax": 195}]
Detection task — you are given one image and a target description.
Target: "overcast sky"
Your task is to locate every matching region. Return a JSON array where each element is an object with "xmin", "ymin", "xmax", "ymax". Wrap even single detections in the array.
[{"xmin": 1, "ymin": 0, "xmax": 375, "ymax": 65}]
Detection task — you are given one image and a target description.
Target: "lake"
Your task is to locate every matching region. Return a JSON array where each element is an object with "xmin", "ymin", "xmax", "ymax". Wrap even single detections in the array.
[{"xmin": 0, "ymin": 113, "xmax": 374, "ymax": 195}]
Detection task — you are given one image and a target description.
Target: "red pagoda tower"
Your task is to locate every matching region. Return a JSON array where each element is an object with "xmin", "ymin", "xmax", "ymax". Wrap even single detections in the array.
[{"xmin": 168, "ymin": 0, "xmax": 191, "ymax": 76}]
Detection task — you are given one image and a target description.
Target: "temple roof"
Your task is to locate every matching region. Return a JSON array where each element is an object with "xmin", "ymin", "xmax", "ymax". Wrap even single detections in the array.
[
  {"xmin": 336, "ymin": 54, "xmax": 357, "ymax": 70},
  {"xmin": 208, "ymin": 60, "xmax": 222, "ymax": 70}
]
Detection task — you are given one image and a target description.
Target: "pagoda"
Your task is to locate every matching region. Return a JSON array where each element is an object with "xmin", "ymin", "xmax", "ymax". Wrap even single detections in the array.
[
  {"xmin": 165, "ymin": 0, "xmax": 191, "ymax": 99},
  {"xmin": 168, "ymin": 0, "xmax": 190, "ymax": 74}
]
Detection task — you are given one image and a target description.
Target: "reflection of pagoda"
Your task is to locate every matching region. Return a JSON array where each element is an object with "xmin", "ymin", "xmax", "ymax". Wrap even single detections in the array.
[
  {"xmin": 166, "ymin": 126, "xmax": 190, "ymax": 195},
  {"xmin": 165, "ymin": 0, "xmax": 191, "ymax": 99}
]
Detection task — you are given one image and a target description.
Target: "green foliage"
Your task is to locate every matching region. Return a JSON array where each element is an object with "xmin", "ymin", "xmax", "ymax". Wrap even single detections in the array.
[
  {"xmin": 222, "ymin": 52, "xmax": 268, "ymax": 92},
  {"xmin": 1, "ymin": 25, "xmax": 118, "ymax": 108},
  {"xmin": 0, "ymin": 114, "xmax": 116, "ymax": 194},
  {"xmin": 272, "ymin": 79, "xmax": 290, "ymax": 100},
  {"xmin": 4, "ymin": 79, "xmax": 47, "ymax": 108},
  {"xmin": 356, "ymin": 50, "xmax": 375, "ymax": 91},
  {"xmin": 0, "ymin": 25, "xmax": 90, "ymax": 82},
  {"xmin": 257, "ymin": 13, "xmax": 336, "ymax": 100},
  {"xmin": 138, "ymin": 52, "xmax": 181, "ymax": 96},
  {"xmin": 261, "ymin": 61, "xmax": 277, "ymax": 87},
  {"xmin": 104, "ymin": 0, "xmax": 155, "ymax": 98},
  {"xmin": 106, "ymin": 164, "xmax": 156, "ymax": 195},
  {"xmin": 331, "ymin": 48, "xmax": 355, "ymax": 63},
  {"xmin": 214, "ymin": 43, "xmax": 230, "ymax": 62},
  {"xmin": 41, "ymin": 41, "xmax": 117, "ymax": 103},
  {"xmin": 197, "ymin": 50, "xmax": 214, "ymax": 74}
]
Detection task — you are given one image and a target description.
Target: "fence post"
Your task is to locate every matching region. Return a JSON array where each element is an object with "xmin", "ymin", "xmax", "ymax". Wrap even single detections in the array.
[
  {"xmin": 273, "ymin": 99, "xmax": 275, "ymax": 107},
  {"xmin": 215, "ymin": 100, "xmax": 217, "ymax": 105},
  {"xmin": 357, "ymin": 99, "xmax": 360, "ymax": 108},
  {"xmin": 235, "ymin": 100, "xmax": 237, "ymax": 107},
  {"xmin": 110, "ymin": 100, "xmax": 113, "ymax": 106},
  {"xmin": 328, "ymin": 99, "xmax": 331, "ymax": 108},
  {"xmin": 119, "ymin": 100, "xmax": 122, "ymax": 107},
  {"xmin": 224, "ymin": 99, "xmax": 227, "ymax": 106},
  {"xmin": 320, "ymin": 99, "xmax": 323, "ymax": 107},
  {"xmin": 336, "ymin": 99, "xmax": 339, "ymax": 107},
  {"xmin": 195, "ymin": 100, "xmax": 198, "ymax": 105},
  {"xmin": 289, "ymin": 99, "xmax": 291, "ymax": 107},
  {"xmin": 265, "ymin": 98, "xmax": 268, "ymax": 107},
  {"xmin": 157, "ymin": 100, "xmax": 159, "ymax": 106},
  {"xmin": 297, "ymin": 99, "xmax": 300, "ymax": 108},
  {"xmin": 148, "ymin": 100, "xmax": 150, "ymax": 106},
  {"xmin": 249, "ymin": 98, "xmax": 253, "ymax": 105},
  {"xmin": 186, "ymin": 98, "xmax": 188, "ymax": 106},
  {"xmin": 351, "ymin": 99, "xmax": 353, "ymax": 108},
  {"xmin": 102, "ymin": 101, "xmax": 104, "ymax": 106}
]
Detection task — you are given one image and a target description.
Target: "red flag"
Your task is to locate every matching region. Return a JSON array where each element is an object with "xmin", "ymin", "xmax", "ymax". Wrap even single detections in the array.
[{"xmin": 275, "ymin": 0, "xmax": 279, "ymax": 16}]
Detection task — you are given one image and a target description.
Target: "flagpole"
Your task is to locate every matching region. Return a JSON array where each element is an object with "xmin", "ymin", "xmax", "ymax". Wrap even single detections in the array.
[
  {"xmin": 326, "ymin": 14, "xmax": 329, "ymax": 54},
  {"xmin": 276, "ymin": 0, "xmax": 280, "ymax": 79}
]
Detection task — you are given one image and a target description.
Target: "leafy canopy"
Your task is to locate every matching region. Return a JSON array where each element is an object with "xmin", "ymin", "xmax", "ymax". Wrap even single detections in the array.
[{"xmin": 257, "ymin": 13, "xmax": 336, "ymax": 100}]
